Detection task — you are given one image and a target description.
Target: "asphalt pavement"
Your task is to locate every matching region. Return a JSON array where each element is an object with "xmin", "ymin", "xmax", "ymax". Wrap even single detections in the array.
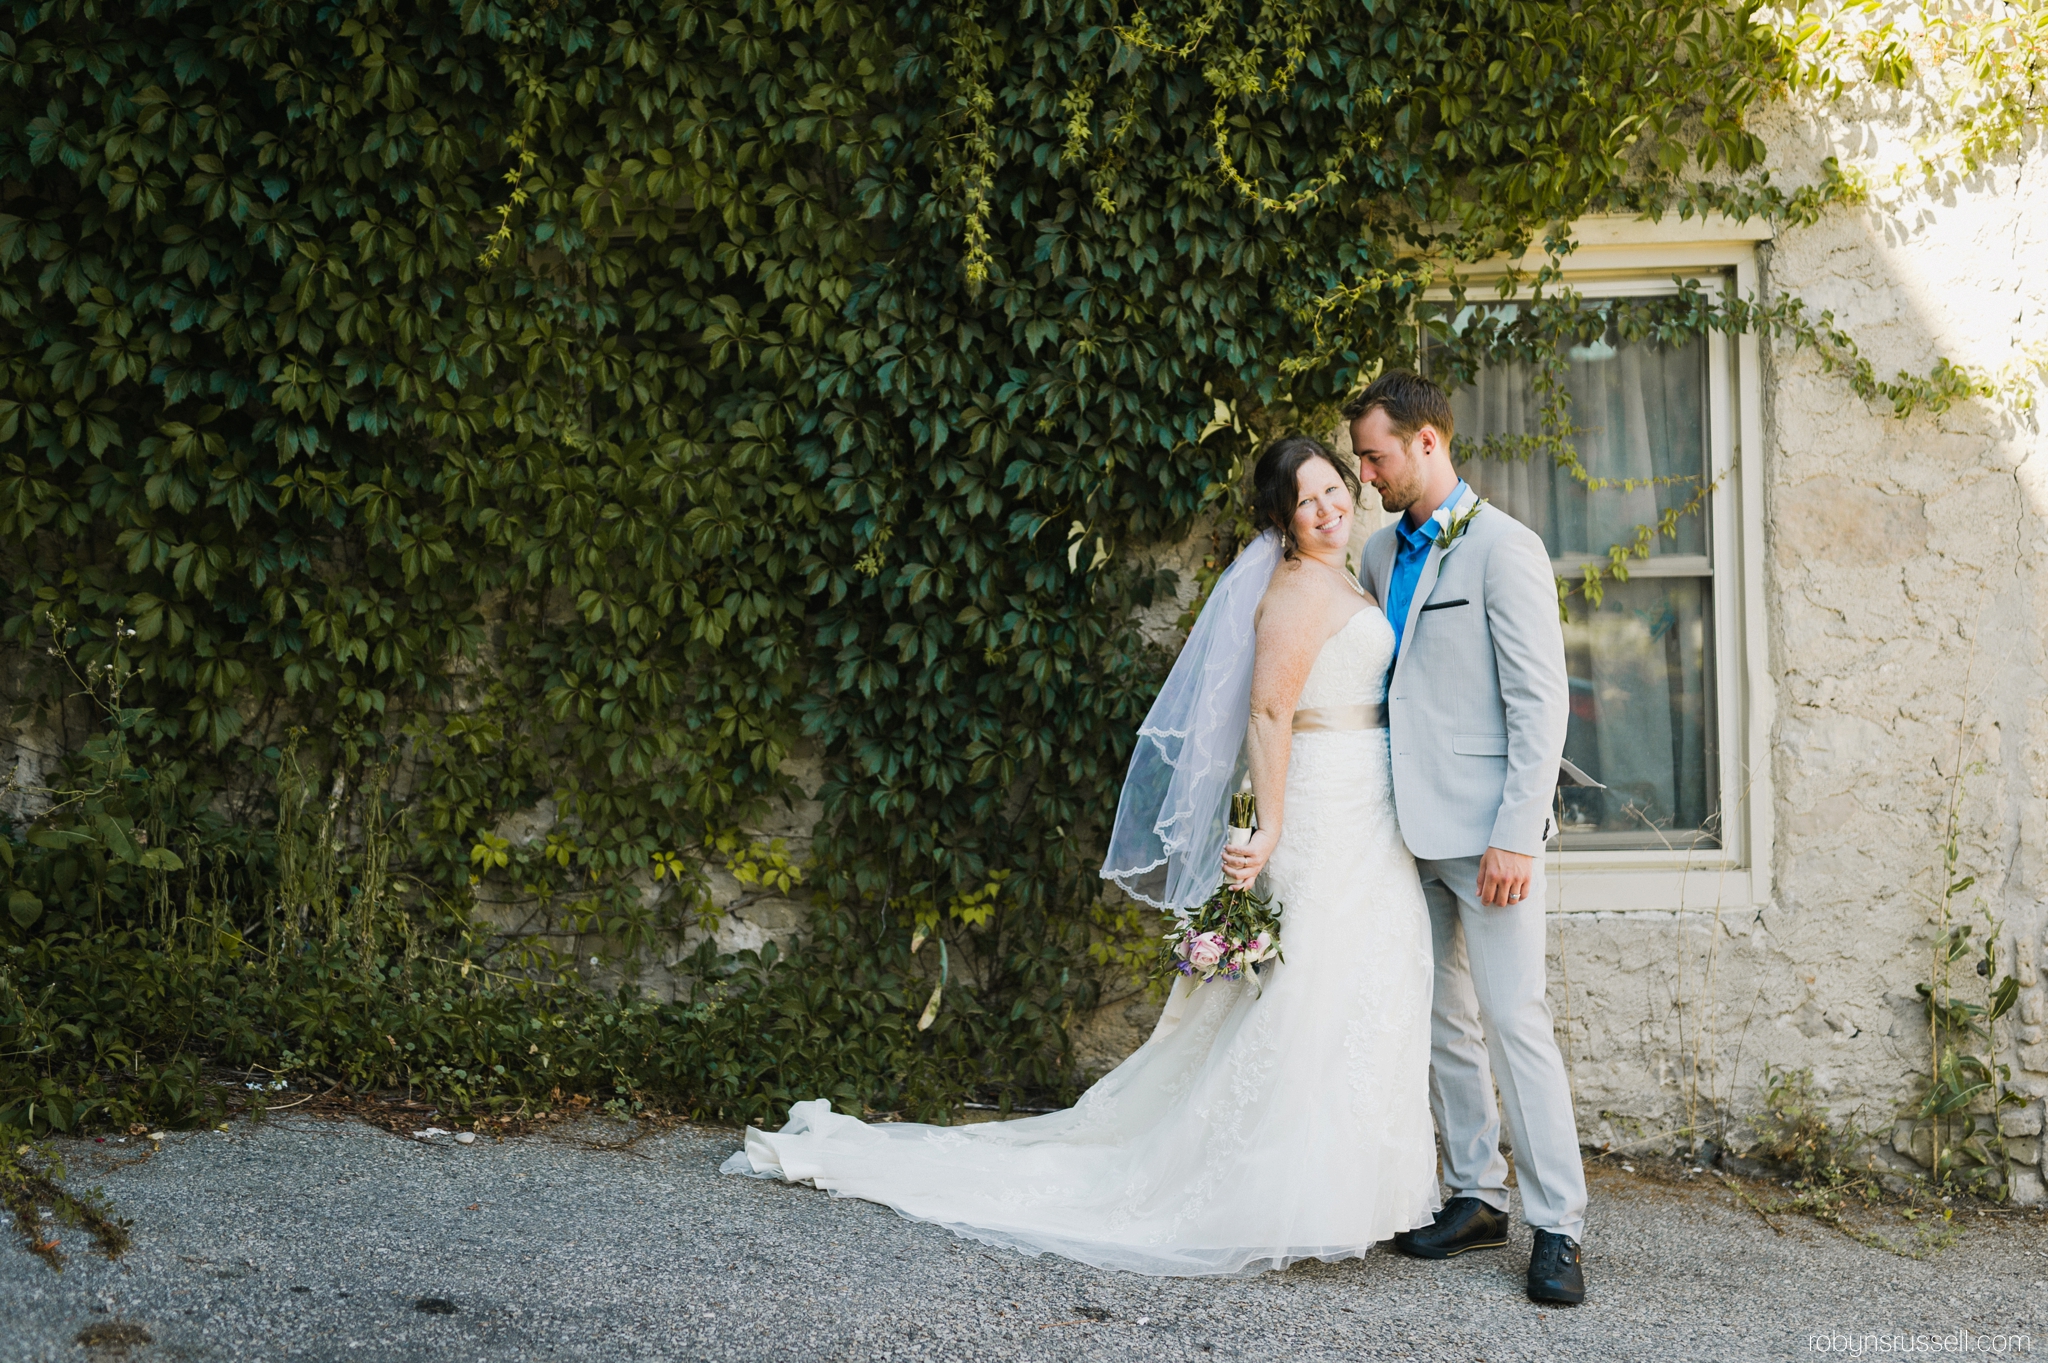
[{"xmin": 5, "ymin": 1114, "xmax": 2046, "ymax": 1361}]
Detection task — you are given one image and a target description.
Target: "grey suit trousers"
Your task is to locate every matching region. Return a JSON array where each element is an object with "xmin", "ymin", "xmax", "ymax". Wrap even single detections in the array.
[{"xmin": 1415, "ymin": 854, "xmax": 1587, "ymax": 1243}]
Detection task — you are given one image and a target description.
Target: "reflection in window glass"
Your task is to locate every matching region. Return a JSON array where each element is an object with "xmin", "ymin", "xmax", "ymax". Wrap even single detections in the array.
[{"xmin": 1557, "ymin": 578, "xmax": 1719, "ymax": 849}]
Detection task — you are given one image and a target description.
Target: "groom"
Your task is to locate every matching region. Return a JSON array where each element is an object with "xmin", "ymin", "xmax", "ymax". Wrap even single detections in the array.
[{"xmin": 1346, "ymin": 371, "xmax": 1589, "ymax": 1306}]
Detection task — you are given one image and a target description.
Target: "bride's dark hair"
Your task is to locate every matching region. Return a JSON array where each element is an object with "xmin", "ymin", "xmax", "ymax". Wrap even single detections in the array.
[{"xmin": 1251, "ymin": 435, "xmax": 1360, "ymax": 559}]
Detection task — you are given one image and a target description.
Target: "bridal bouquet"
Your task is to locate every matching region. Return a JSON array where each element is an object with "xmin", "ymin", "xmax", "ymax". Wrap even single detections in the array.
[{"xmin": 1161, "ymin": 788, "xmax": 1283, "ymax": 986}]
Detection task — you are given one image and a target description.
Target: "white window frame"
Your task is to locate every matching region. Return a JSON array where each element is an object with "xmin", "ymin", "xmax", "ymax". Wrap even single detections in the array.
[{"xmin": 1424, "ymin": 214, "xmax": 1774, "ymax": 915}]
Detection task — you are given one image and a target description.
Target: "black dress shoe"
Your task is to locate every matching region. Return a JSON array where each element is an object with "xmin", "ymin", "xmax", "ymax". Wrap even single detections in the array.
[
  {"xmin": 1391, "ymin": 1196, "xmax": 1509, "ymax": 1259},
  {"xmin": 1526, "ymin": 1229, "xmax": 1586, "ymax": 1304}
]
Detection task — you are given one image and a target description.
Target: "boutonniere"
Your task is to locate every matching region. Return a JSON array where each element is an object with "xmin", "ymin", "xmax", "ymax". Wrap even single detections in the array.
[{"xmin": 1434, "ymin": 497, "xmax": 1488, "ymax": 551}]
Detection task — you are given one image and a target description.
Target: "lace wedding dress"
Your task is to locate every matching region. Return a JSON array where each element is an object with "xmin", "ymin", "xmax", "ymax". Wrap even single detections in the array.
[{"xmin": 722, "ymin": 608, "xmax": 1438, "ymax": 1277}]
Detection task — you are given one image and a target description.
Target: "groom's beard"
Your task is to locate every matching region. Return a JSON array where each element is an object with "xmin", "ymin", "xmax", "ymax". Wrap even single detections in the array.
[{"xmin": 1371, "ymin": 471, "xmax": 1425, "ymax": 514}]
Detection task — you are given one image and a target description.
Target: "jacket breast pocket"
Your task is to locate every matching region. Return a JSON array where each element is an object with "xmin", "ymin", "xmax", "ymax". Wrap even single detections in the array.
[{"xmin": 1452, "ymin": 732, "xmax": 1509, "ymax": 757}]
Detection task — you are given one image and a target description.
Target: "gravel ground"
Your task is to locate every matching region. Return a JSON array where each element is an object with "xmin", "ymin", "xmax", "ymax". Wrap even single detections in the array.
[{"xmin": 5, "ymin": 1115, "xmax": 2047, "ymax": 1362}]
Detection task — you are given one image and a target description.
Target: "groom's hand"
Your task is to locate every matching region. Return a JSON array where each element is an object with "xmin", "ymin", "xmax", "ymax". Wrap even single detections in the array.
[{"xmin": 1478, "ymin": 848, "xmax": 1534, "ymax": 908}]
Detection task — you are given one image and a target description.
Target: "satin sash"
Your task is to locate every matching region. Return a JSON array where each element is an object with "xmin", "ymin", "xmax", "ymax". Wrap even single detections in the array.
[{"xmin": 1291, "ymin": 703, "xmax": 1386, "ymax": 733}]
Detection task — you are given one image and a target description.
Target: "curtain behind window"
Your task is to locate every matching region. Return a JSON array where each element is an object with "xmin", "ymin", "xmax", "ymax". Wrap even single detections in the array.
[
  {"xmin": 1446, "ymin": 332, "xmax": 1707, "ymax": 556},
  {"xmin": 1432, "ymin": 318, "xmax": 1719, "ymax": 850}
]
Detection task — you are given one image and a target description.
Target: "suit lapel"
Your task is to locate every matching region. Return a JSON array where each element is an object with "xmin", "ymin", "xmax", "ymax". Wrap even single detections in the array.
[
  {"xmin": 1369, "ymin": 528, "xmax": 1398, "ymax": 601},
  {"xmin": 1396, "ymin": 543, "xmax": 1446, "ymax": 678},
  {"xmin": 1393, "ymin": 485, "xmax": 1480, "ymax": 679}
]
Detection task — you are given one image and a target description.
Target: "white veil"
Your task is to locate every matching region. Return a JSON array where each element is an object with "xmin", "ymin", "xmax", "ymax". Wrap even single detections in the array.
[{"xmin": 1100, "ymin": 529, "xmax": 1282, "ymax": 914}]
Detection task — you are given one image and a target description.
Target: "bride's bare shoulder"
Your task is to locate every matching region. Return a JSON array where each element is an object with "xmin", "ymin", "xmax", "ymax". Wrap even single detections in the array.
[
  {"xmin": 1256, "ymin": 558, "xmax": 1345, "ymax": 627},
  {"xmin": 1261, "ymin": 556, "xmax": 1323, "ymax": 600},
  {"xmin": 1268, "ymin": 556, "xmax": 1318, "ymax": 587}
]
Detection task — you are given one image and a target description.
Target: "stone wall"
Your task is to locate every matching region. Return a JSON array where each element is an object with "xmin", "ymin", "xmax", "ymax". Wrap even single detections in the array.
[
  {"xmin": 1533, "ymin": 92, "xmax": 2048, "ymax": 1189},
  {"xmin": 476, "ymin": 750, "xmax": 823, "ymax": 1002},
  {"xmin": 692, "ymin": 88, "xmax": 2048, "ymax": 1178}
]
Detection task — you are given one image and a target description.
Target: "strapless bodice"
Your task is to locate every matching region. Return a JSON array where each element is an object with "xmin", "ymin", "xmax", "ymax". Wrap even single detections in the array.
[{"xmin": 1296, "ymin": 607, "xmax": 1395, "ymax": 711}]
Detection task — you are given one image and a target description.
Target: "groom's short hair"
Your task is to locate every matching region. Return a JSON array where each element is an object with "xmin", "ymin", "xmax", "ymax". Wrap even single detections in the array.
[{"xmin": 1341, "ymin": 370, "xmax": 1455, "ymax": 446}]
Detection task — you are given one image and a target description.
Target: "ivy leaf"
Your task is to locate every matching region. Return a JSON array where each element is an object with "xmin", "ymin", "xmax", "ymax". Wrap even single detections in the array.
[
  {"xmin": 93, "ymin": 815, "xmax": 140, "ymax": 864},
  {"xmin": 7, "ymin": 888, "xmax": 41, "ymax": 928}
]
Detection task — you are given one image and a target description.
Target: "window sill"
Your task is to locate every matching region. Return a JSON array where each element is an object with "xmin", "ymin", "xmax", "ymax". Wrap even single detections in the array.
[{"xmin": 1539, "ymin": 859, "xmax": 1762, "ymax": 915}]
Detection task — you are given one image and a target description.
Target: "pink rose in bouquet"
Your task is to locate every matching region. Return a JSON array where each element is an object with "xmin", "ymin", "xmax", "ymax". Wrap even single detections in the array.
[{"xmin": 1184, "ymin": 931, "xmax": 1229, "ymax": 970}]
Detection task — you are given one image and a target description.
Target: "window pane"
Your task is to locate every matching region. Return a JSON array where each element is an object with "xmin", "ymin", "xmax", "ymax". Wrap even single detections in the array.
[
  {"xmin": 1435, "ymin": 311, "xmax": 1709, "ymax": 558},
  {"xmin": 1559, "ymin": 577, "xmax": 1720, "ymax": 849}
]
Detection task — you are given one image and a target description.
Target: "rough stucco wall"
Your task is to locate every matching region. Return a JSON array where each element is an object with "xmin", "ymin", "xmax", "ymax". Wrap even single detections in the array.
[
  {"xmin": 716, "ymin": 106, "xmax": 2048, "ymax": 1175},
  {"xmin": 1544, "ymin": 93, "xmax": 2048, "ymax": 1189}
]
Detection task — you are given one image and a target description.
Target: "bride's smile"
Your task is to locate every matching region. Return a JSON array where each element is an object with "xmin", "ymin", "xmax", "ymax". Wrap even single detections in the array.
[{"xmin": 1290, "ymin": 460, "xmax": 1355, "ymax": 560}]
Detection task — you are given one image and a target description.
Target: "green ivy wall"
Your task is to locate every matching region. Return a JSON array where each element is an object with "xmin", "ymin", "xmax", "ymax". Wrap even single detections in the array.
[{"xmin": 0, "ymin": 0, "xmax": 1792, "ymax": 1110}]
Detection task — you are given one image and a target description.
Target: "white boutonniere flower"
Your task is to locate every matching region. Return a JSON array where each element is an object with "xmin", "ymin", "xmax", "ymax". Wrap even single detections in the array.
[{"xmin": 1433, "ymin": 497, "xmax": 1487, "ymax": 553}]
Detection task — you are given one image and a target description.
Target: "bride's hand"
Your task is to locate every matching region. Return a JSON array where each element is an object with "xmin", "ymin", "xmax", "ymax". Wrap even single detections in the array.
[{"xmin": 1221, "ymin": 828, "xmax": 1277, "ymax": 890}]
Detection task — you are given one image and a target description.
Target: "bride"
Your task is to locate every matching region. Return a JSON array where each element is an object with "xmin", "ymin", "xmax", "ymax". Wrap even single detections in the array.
[{"xmin": 722, "ymin": 434, "xmax": 1438, "ymax": 1277}]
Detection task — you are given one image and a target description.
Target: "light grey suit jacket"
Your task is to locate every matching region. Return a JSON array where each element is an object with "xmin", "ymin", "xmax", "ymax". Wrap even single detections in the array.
[{"xmin": 1361, "ymin": 488, "xmax": 1569, "ymax": 861}]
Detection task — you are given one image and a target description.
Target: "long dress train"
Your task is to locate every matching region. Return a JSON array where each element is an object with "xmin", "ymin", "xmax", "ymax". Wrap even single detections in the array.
[{"xmin": 721, "ymin": 609, "xmax": 1437, "ymax": 1277}]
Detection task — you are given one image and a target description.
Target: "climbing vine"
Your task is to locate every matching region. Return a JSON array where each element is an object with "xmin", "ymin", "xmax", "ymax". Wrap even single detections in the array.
[
  {"xmin": 1083, "ymin": 0, "xmax": 2048, "ymax": 609},
  {"xmin": 3, "ymin": 0, "xmax": 2046, "ymax": 1128}
]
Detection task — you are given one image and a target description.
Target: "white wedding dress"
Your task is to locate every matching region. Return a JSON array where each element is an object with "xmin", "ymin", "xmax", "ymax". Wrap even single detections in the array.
[{"xmin": 722, "ymin": 608, "xmax": 1439, "ymax": 1277}]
